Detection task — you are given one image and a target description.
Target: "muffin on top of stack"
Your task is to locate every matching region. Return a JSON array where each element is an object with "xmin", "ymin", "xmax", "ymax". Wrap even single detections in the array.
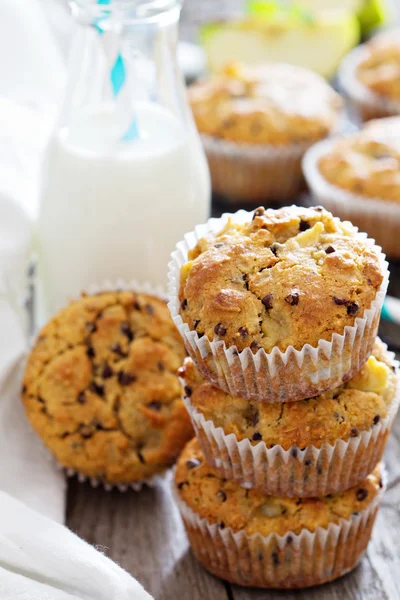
[{"xmin": 168, "ymin": 205, "xmax": 398, "ymax": 589}]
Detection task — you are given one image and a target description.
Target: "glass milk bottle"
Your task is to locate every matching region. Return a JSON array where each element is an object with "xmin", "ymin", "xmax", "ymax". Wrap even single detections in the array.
[{"xmin": 37, "ymin": 0, "xmax": 210, "ymax": 316}]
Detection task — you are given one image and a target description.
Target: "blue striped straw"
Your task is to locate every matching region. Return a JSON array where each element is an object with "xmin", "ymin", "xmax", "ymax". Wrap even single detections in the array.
[
  {"xmin": 381, "ymin": 296, "xmax": 400, "ymax": 326},
  {"xmin": 95, "ymin": 0, "xmax": 139, "ymax": 140}
]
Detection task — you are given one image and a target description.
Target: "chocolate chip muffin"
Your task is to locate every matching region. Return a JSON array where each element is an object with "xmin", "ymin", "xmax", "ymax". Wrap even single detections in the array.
[
  {"xmin": 174, "ymin": 438, "xmax": 384, "ymax": 588},
  {"xmin": 303, "ymin": 121, "xmax": 400, "ymax": 259},
  {"xmin": 171, "ymin": 205, "xmax": 387, "ymax": 401},
  {"xmin": 180, "ymin": 338, "xmax": 398, "ymax": 496},
  {"xmin": 340, "ymin": 30, "xmax": 400, "ymax": 123},
  {"xmin": 188, "ymin": 62, "xmax": 342, "ymax": 202},
  {"xmin": 22, "ymin": 291, "xmax": 193, "ymax": 485},
  {"xmin": 318, "ymin": 130, "xmax": 400, "ymax": 203},
  {"xmin": 190, "ymin": 62, "xmax": 342, "ymax": 146}
]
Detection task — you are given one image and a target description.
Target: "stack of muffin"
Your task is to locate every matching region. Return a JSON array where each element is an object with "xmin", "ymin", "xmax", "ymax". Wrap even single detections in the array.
[{"xmin": 168, "ymin": 205, "xmax": 398, "ymax": 589}]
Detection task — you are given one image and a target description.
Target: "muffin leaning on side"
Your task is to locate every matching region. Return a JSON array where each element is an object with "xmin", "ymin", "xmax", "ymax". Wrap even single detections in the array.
[
  {"xmin": 303, "ymin": 119, "xmax": 400, "ymax": 258},
  {"xmin": 180, "ymin": 338, "xmax": 398, "ymax": 497},
  {"xmin": 339, "ymin": 29, "xmax": 400, "ymax": 123},
  {"xmin": 174, "ymin": 438, "xmax": 385, "ymax": 589},
  {"xmin": 22, "ymin": 291, "xmax": 193, "ymax": 487},
  {"xmin": 169, "ymin": 205, "xmax": 388, "ymax": 402},
  {"xmin": 189, "ymin": 62, "xmax": 342, "ymax": 203}
]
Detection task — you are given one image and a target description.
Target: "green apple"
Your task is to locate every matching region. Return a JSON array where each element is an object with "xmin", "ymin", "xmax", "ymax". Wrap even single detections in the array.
[
  {"xmin": 358, "ymin": 0, "xmax": 388, "ymax": 35},
  {"xmin": 200, "ymin": 9, "xmax": 360, "ymax": 78}
]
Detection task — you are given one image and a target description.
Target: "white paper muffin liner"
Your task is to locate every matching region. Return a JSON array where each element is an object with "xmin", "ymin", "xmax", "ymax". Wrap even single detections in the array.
[
  {"xmin": 31, "ymin": 279, "xmax": 183, "ymax": 493},
  {"xmin": 173, "ymin": 468, "xmax": 386, "ymax": 589},
  {"xmin": 303, "ymin": 137, "xmax": 400, "ymax": 259},
  {"xmin": 202, "ymin": 134, "xmax": 312, "ymax": 204},
  {"xmin": 168, "ymin": 209, "xmax": 389, "ymax": 403},
  {"xmin": 183, "ymin": 349, "xmax": 398, "ymax": 496},
  {"xmin": 339, "ymin": 44, "xmax": 400, "ymax": 123}
]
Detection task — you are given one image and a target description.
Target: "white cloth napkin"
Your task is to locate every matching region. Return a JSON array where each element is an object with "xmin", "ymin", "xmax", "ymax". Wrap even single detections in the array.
[{"xmin": 0, "ymin": 492, "xmax": 153, "ymax": 600}]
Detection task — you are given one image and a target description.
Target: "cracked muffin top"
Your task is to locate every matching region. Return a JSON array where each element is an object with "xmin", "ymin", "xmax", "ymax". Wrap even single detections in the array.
[
  {"xmin": 356, "ymin": 31, "xmax": 400, "ymax": 103},
  {"xmin": 318, "ymin": 128, "xmax": 400, "ymax": 202},
  {"xmin": 175, "ymin": 438, "xmax": 383, "ymax": 537},
  {"xmin": 178, "ymin": 206, "xmax": 384, "ymax": 353},
  {"xmin": 189, "ymin": 62, "xmax": 342, "ymax": 145},
  {"xmin": 22, "ymin": 291, "xmax": 192, "ymax": 484},
  {"xmin": 181, "ymin": 338, "xmax": 397, "ymax": 449}
]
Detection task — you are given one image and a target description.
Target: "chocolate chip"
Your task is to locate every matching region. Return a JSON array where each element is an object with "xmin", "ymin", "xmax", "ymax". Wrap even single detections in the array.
[
  {"xmin": 37, "ymin": 397, "xmax": 45, "ymax": 404},
  {"xmin": 137, "ymin": 450, "xmax": 146, "ymax": 464},
  {"xmin": 350, "ymin": 427, "xmax": 359, "ymax": 437},
  {"xmin": 271, "ymin": 552, "xmax": 280, "ymax": 565},
  {"xmin": 257, "ymin": 551, "xmax": 263, "ymax": 560},
  {"xmin": 325, "ymin": 245, "xmax": 335, "ymax": 254},
  {"xmin": 286, "ymin": 536, "xmax": 293, "ymax": 544},
  {"xmin": 379, "ymin": 478, "xmax": 383, "ymax": 488},
  {"xmin": 356, "ymin": 488, "xmax": 368, "ymax": 501},
  {"xmin": 373, "ymin": 415, "xmax": 380, "ymax": 425},
  {"xmin": 250, "ymin": 341, "xmax": 260, "ymax": 351},
  {"xmin": 77, "ymin": 392, "xmax": 86, "ymax": 404},
  {"xmin": 132, "ymin": 297, "xmax": 141, "ymax": 311},
  {"xmin": 270, "ymin": 244, "xmax": 279, "ymax": 256},
  {"xmin": 262, "ymin": 294, "xmax": 273, "ymax": 309},
  {"xmin": 80, "ymin": 425, "xmax": 93, "ymax": 438},
  {"xmin": 184, "ymin": 386, "xmax": 192, "ymax": 397},
  {"xmin": 193, "ymin": 319, "xmax": 200, "ymax": 330},
  {"xmin": 180, "ymin": 299, "xmax": 188, "ymax": 310},
  {"xmin": 177, "ymin": 481, "xmax": 189, "ymax": 489},
  {"xmin": 285, "ymin": 291, "xmax": 299, "ymax": 306},
  {"xmin": 217, "ymin": 490, "xmax": 227, "ymax": 502},
  {"xmin": 304, "ymin": 459, "xmax": 312, "ymax": 466},
  {"xmin": 317, "ymin": 467, "xmax": 323, "ymax": 475},
  {"xmin": 145, "ymin": 304, "xmax": 154, "ymax": 314},
  {"xmin": 333, "ymin": 297, "xmax": 348, "ymax": 306},
  {"xmin": 299, "ymin": 220, "xmax": 310, "ymax": 231},
  {"xmin": 238, "ymin": 326, "xmax": 248, "ymax": 337},
  {"xmin": 214, "ymin": 323, "xmax": 227, "ymax": 336},
  {"xmin": 347, "ymin": 302, "xmax": 359, "ymax": 316},
  {"xmin": 252, "ymin": 207, "xmax": 265, "ymax": 220},
  {"xmin": 85, "ymin": 322, "xmax": 97, "ymax": 333},
  {"xmin": 89, "ymin": 382, "xmax": 104, "ymax": 397},
  {"xmin": 21, "ymin": 384, "xmax": 27, "ymax": 394},
  {"xmin": 102, "ymin": 363, "xmax": 113, "ymax": 379},
  {"xmin": 314, "ymin": 206, "xmax": 324, "ymax": 212},
  {"xmin": 120, "ymin": 321, "xmax": 133, "ymax": 341},
  {"xmin": 118, "ymin": 371, "xmax": 136, "ymax": 386},
  {"xmin": 157, "ymin": 361, "xmax": 165, "ymax": 372},
  {"xmin": 219, "ymin": 521, "xmax": 225, "ymax": 529},
  {"xmin": 147, "ymin": 401, "xmax": 162, "ymax": 411},
  {"xmin": 291, "ymin": 448, "xmax": 298, "ymax": 458},
  {"xmin": 186, "ymin": 458, "xmax": 201, "ymax": 470},
  {"xmin": 252, "ymin": 432, "xmax": 262, "ymax": 441},
  {"xmin": 87, "ymin": 345, "xmax": 96, "ymax": 358},
  {"xmin": 110, "ymin": 343, "xmax": 123, "ymax": 356},
  {"xmin": 214, "ymin": 242, "xmax": 224, "ymax": 248}
]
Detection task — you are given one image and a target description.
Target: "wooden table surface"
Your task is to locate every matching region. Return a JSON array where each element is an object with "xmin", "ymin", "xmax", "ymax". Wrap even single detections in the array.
[{"xmin": 67, "ymin": 3, "xmax": 400, "ymax": 598}]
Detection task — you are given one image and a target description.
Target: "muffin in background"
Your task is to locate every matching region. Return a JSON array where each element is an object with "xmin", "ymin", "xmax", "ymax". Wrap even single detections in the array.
[
  {"xmin": 22, "ymin": 291, "xmax": 193, "ymax": 487},
  {"xmin": 303, "ymin": 117, "xmax": 400, "ymax": 258},
  {"xmin": 188, "ymin": 62, "xmax": 342, "ymax": 203},
  {"xmin": 170, "ymin": 205, "xmax": 387, "ymax": 402},
  {"xmin": 174, "ymin": 438, "xmax": 385, "ymax": 589},
  {"xmin": 339, "ymin": 29, "xmax": 400, "ymax": 123},
  {"xmin": 180, "ymin": 338, "xmax": 398, "ymax": 497}
]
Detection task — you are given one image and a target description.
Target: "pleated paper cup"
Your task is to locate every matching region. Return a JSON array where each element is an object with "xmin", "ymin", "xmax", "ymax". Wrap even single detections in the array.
[
  {"xmin": 174, "ymin": 472, "xmax": 386, "ymax": 589},
  {"xmin": 303, "ymin": 138, "xmax": 400, "ymax": 259},
  {"xmin": 168, "ymin": 210, "xmax": 389, "ymax": 403},
  {"xmin": 202, "ymin": 134, "xmax": 312, "ymax": 204},
  {"xmin": 183, "ymin": 359, "xmax": 398, "ymax": 496},
  {"xmin": 31, "ymin": 279, "xmax": 187, "ymax": 493},
  {"xmin": 339, "ymin": 45, "xmax": 400, "ymax": 123}
]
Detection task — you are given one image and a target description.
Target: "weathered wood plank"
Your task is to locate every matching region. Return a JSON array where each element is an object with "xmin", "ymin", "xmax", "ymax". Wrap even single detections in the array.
[{"xmin": 66, "ymin": 474, "xmax": 228, "ymax": 600}]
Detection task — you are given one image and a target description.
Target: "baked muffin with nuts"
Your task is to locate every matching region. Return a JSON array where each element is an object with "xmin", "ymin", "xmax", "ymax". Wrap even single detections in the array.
[
  {"xmin": 171, "ymin": 205, "xmax": 387, "ymax": 402},
  {"xmin": 22, "ymin": 291, "xmax": 193, "ymax": 486},
  {"xmin": 189, "ymin": 62, "xmax": 342, "ymax": 202},
  {"xmin": 174, "ymin": 438, "xmax": 384, "ymax": 588},
  {"xmin": 180, "ymin": 338, "xmax": 398, "ymax": 497},
  {"xmin": 339, "ymin": 30, "xmax": 400, "ymax": 122}
]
